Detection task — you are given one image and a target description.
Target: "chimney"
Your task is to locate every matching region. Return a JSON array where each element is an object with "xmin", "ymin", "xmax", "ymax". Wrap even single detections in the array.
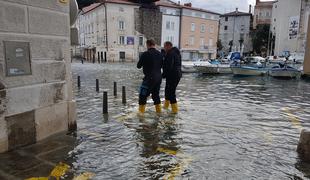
[
  {"xmin": 178, "ymin": 1, "xmax": 180, "ymax": 5},
  {"xmin": 256, "ymin": 0, "xmax": 260, "ymax": 5},
  {"xmin": 249, "ymin": 5, "xmax": 252, "ymax": 13},
  {"xmin": 236, "ymin": 8, "xmax": 238, "ymax": 12},
  {"xmin": 184, "ymin": 3, "xmax": 192, "ymax": 7}
]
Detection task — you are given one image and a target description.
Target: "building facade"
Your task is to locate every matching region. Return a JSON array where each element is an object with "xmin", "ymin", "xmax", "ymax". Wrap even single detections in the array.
[
  {"xmin": 0, "ymin": 0, "xmax": 76, "ymax": 152},
  {"xmin": 77, "ymin": 1, "xmax": 147, "ymax": 62},
  {"xmin": 271, "ymin": 0, "xmax": 302, "ymax": 56},
  {"xmin": 157, "ymin": 1, "xmax": 181, "ymax": 48},
  {"xmin": 219, "ymin": 9, "xmax": 252, "ymax": 55},
  {"xmin": 180, "ymin": 4, "xmax": 220, "ymax": 60},
  {"xmin": 253, "ymin": 0, "xmax": 274, "ymax": 29}
]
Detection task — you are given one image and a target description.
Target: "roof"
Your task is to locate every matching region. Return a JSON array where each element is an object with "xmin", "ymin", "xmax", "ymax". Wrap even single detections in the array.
[
  {"xmin": 221, "ymin": 10, "xmax": 252, "ymax": 17},
  {"xmin": 104, "ymin": 0, "xmax": 138, "ymax": 6},
  {"xmin": 82, "ymin": 3, "xmax": 102, "ymax": 14},
  {"xmin": 181, "ymin": 5, "xmax": 221, "ymax": 15},
  {"xmin": 155, "ymin": 1, "xmax": 180, "ymax": 8}
]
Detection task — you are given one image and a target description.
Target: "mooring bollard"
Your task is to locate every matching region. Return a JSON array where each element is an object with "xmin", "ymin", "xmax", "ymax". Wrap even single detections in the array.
[
  {"xmin": 122, "ymin": 86, "xmax": 126, "ymax": 104},
  {"xmin": 114, "ymin": 82, "xmax": 117, "ymax": 97},
  {"xmin": 81, "ymin": 59, "xmax": 84, "ymax": 64},
  {"xmin": 297, "ymin": 129, "xmax": 310, "ymax": 162},
  {"xmin": 96, "ymin": 79, "xmax": 99, "ymax": 92},
  {"xmin": 78, "ymin": 76, "xmax": 81, "ymax": 88},
  {"xmin": 103, "ymin": 91, "xmax": 108, "ymax": 114}
]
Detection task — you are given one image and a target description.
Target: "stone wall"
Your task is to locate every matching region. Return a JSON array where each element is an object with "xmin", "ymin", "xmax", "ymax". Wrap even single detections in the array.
[
  {"xmin": 135, "ymin": 7, "xmax": 162, "ymax": 45},
  {"xmin": 0, "ymin": 0, "xmax": 76, "ymax": 152}
]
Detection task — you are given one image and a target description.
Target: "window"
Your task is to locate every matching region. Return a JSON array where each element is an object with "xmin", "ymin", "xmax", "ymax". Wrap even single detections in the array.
[
  {"xmin": 190, "ymin": 36, "xmax": 195, "ymax": 45},
  {"xmin": 225, "ymin": 17, "xmax": 228, "ymax": 21},
  {"xmin": 201, "ymin": 24, "xmax": 206, "ymax": 33},
  {"xmin": 119, "ymin": 21, "xmax": 125, "ymax": 30},
  {"xmin": 191, "ymin": 23, "xmax": 195, "ymax": 31},
  {"xmin": 224, "ymin": 26, "xmax": 228, "ymax": 30},
  {"xmin": 139, "ymin": 36, "xmax": 143, "ymax": 46},
  {"xmin": 119, "ymin": 7, "xmax": 124, "ymax": 12},
  {"xmin": 119, "ymin": 36, "xmax": 125, "ymax": 45},
  {"xmin": 240, "ymin": 33, "xmax": 244, "ymax": 40},
  {"xmin": 166, "ymin": 21, "xmax": 170, "ymax": 30},
  {"xmin": 259, "ymin": 12, "xmax": 262, "ymax": 17},
  {"xmin": 209, "ymin": 39, "xmax": 213, "ymax": 46},
  {"xmin": 241, "ymin": 25, "xmax": 245, "ymax": 31},
  {"xmin": 266, "ymin": 12, "xmax": 270, "ymax": 17},
  {"xmin": 200, "ymin": 38, "xmax": 205, "ymax": 46},
  {"xmin": 91, "ymin": 23, "xmax": 94, "ymax": 33},
  {"xmin": 171, "ymin": 22, "xmax": 175, "ymax": 31},
  {"xmin": 210, "ymin": 25, "xmax": 214, "ymax": 33}
]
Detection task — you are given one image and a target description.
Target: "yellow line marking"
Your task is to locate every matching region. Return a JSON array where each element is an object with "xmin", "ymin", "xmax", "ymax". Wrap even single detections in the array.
[
  {"xmin": 282, "ymin": 107, "xmax": 303, "ymax": 131},
  {"xmin": 157, "ymin": 147, "xmax": 178, "ymax": 156},
  {"xmin": 73, "ymin": 172, "xmax": 96, "ymax": 180},
  {"xmin": 25, "ymin": 162, "xmax": 70, "ymax": 180}
]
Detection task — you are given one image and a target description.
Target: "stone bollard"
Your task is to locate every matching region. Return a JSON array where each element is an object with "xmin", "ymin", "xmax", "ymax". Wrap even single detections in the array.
[
  {"xmin": 77, "ymin": 76, "xmax": 81, "ymax": 88},
  {"xmin": 122, "ymin": 86, "xmax": 126, "ymax": 104},
  {"xmin": 96, "ymin": 79, "xmax": 99, "ymax": 92},
  {"xmin": 297, "ymin": 129, "xmax": 310, "ymax": 162},
  {"xmin": 103, "ymin": 91, "xmax": 108, "ymax": 114},
  {"xmin": 114, "ymin": 82, "xmax": 117, "ymax": 97}
]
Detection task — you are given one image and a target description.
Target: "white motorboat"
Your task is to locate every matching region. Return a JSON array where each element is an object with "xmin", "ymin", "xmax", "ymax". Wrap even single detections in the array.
[
  {"xmin": 194, "ymin": 60, "xmax": 232, "ymax": 74},
  {"xmin": 269, "ymin": 64, "xmax": 301, "ymax": 78},
  {"xmin": 182, "ymin": 61, "xmax": 197, "ymax": 73}
]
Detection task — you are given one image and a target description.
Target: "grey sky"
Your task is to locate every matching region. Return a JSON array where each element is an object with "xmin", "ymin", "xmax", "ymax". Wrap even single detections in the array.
[{"xmin": 179, "ymin": 0, "xmax": 257, "ymax": 14}]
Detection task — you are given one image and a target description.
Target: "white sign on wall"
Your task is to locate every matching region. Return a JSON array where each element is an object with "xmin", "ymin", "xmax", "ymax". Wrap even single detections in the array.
[{"xmin": 289, "ymin": 16, "xmax": 299, "ymax": 39}]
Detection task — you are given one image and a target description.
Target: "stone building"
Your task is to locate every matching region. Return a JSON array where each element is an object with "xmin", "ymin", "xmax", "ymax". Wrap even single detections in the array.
[
  {"xmin": 180, "ymin": 3, "xmax": 220, "ymax": 60},
  {"xmin": 253, "ymin": 0, "xmax": 275, "ymax": 29},
  {"xmin": 0, "ymin": 0, "xmax": 76, "ymax": 152},
  {"xmin": 219, "ymin": 8, "xmax": 252, "ymax": 55}
]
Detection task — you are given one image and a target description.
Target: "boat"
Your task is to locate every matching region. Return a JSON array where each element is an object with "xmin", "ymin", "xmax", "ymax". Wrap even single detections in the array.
[
  {"xmin": 231, "ymin": 57, "xmax": 268, "ymax": 76},
  {"xmin": 194, "ymin": 59, "xmax": 232, "ymax": 74},
  {"xmin": 269, "ymin": 63, "xmax": 301, "ymax": 78},
  {"xmin": 231, "ymin": 65, "xmax": 268, "ymax": 76},
  {"xmin": 182, "ymin": 61, "xmax": 197, "ymax": 73}
]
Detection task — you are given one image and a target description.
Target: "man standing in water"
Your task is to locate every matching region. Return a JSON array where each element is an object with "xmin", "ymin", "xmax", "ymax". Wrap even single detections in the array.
[
  {"xmin": 137, "ymin": 39, "xmax": 163, "ymax": 114},
  {"xmin": 163, "ymin": 41, "xmax": 182, "ymax": 113}
]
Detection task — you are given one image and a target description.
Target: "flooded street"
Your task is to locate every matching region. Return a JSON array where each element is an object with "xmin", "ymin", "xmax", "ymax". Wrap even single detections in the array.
[{"xmin": 67, "ymin": 62, "xmax": 310, "ymax": 179}]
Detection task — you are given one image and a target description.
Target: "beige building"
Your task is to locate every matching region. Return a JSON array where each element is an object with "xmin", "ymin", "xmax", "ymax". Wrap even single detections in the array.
[
  {"xmin": 253, "ymin": 0, "xmax": 274, "ymax": 29},
  {"xmin": 77, "ymin": 0, "xmax": 147, "ymax": 62},
  {"xmin": 0, "ymin": 0, "xmax": 76, "ymax": 152},
  {"xmin": 180, "ymin": 3, "xmax": 220, "ymax": 60}
]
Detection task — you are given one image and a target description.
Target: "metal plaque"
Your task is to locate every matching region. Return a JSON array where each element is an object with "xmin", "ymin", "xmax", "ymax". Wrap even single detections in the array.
[{"xmin": 4, "ymin": 41, "xmax": 32, "ymax": 77}]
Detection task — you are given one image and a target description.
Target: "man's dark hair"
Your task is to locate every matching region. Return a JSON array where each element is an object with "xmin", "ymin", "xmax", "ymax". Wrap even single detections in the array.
[
  {"xmin": 146, "ymin": 39, "xmax": 156, "ymax": 46},
  {"xmin": 164, "ymin": 41, "xmax": 173, "ymax": 47}
]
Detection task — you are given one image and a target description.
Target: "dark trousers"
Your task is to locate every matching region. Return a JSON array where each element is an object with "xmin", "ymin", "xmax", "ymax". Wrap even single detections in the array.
[
  {"xmin": 165, "ymin": 77, "xmax": 180, "ymax": 104},
  {"xmin": 139, "ymin": 79, "xmax": 161, "ymax": 105}
]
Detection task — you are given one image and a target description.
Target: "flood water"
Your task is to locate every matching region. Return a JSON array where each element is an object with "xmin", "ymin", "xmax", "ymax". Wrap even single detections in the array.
[{"xmin": 70, "ymin": 62, "xmax": 310, "ymax": 180}]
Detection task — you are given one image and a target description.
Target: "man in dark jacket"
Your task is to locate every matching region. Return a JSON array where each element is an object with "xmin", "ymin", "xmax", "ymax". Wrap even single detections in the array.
[
  {"xmin": 137, "ymin": 39, "xmax": 163, "ymax": 114},
  {"xmin": 163, "ymin": 41, "xmax": 182, "ymax": 113}
]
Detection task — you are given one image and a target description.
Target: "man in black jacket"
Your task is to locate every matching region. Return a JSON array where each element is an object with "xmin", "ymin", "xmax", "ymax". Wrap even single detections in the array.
[
  {"xmin": 137, "ymin": 39, "xmax": 163, "ymax": 114},
  {"xmin": 163, "ymin": 41, "xmax": 182, "ymax": 113}
]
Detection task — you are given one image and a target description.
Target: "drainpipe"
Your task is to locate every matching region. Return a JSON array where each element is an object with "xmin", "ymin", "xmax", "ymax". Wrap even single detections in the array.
[
  {"xmin": 178, "ymin": 7, "xmax": 183, "ymax": 51},
  {"xmin": 104, "ymin": 2, "xmax": 109, "ymax": 52}
]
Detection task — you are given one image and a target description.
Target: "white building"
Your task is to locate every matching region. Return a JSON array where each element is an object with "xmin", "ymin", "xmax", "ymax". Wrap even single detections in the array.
[
  {"xmin": 271, "ymin": 0, "xmax": 302, "ymax": 56},
  {"xmin": 77, "ymin": 1, "xmax": 146, "ymax": 62},
  {"xmin": 219, "ymin": 8, "xmax": 252, "ymax": 55},
  {"xmin": 157, "ymin": 0, "xmax": 181, "ymax": 48}
]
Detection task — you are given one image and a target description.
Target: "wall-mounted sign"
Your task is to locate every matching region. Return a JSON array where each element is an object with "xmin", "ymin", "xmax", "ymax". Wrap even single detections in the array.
[
  {"xmin": 127, "ymin": 37, "xmax": 135, "ymax": 45},
  {"xmin": 289, "ymin": 16, "xmax": 299, "ymax": 40},
  {"xmin": 4, "ymin": 41, "xmax": 32, "ymax": 77}
]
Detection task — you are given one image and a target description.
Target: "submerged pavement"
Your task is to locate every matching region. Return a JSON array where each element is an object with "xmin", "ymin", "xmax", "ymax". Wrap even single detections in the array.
[{"xmin": 1, "ymin": 61, "xmax": 310, "ymax": 179}]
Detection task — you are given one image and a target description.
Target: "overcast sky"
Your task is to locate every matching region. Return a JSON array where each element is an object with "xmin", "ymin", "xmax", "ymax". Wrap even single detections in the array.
[{"xmin": 178, "ymin": 0, "xmax": 258, "ymax": 14}]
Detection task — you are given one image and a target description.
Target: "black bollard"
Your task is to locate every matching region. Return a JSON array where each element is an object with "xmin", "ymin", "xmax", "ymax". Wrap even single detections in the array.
[
  {"xmin": 122, "ymin": 86, "xmax": 126, "ymax": 104},
  {"xmin": 82, "ymin": 59, "xmax": 84, "ymax": 64},
  {"xmin": 96, "ymin": 79, "xmax": 99, "ymax": 92},
  {"xmin": 103, "ymin": 91, "xmax": 108, "ymax": 114},
  {"xmin": 78, "ymin": 76, "xmax": 81, "ymax": 88},
  {"xmin": 113, "ymin": 82, "xmax": 117, "ymax": 97}
]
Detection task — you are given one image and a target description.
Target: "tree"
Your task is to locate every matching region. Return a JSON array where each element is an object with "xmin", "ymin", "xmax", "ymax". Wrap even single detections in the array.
[
  {"xmin": 239, "ymin": 39, "xmax": 244, "ymax": 52},
  {"xmin": 77, "ymin": 0, "xmax": 97, "ymax": 9},
  {"xmin": 252, "ymin": 24, "xmax": 270, "ymax": 55},
  {"xmin": 217, "ymin": 40, "xmax": 223, "ymax": 51},
  {"xmin": 229, "ymin": 40, "xmax": 233, "ymax": 52}
]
